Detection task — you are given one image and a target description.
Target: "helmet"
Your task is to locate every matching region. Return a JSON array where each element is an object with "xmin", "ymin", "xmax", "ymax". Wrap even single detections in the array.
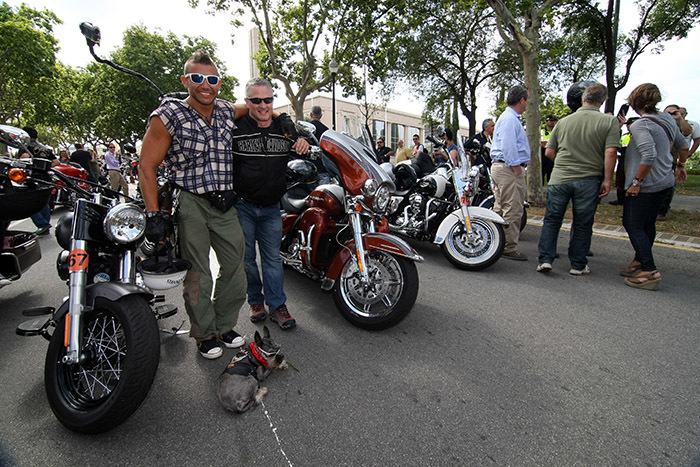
[
  {"xmin": 566, "ymin": 80, "xmax": 598, "ymax": 112},
  {"xmin": 286, "ymin": 159, "xmax": 318, "ymax": 185},
  {"xmin": 393, "ymin": 162, "xmax": 417, "ymax": 192},
  {"xmin": 137, "ymin": 256, "xmax": 191, "ymax": 290}
]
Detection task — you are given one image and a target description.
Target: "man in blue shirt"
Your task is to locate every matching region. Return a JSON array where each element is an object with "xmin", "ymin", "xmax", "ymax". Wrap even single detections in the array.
[{"xmin": 490, "ymin": 85, "xmax": 531, "ymax": 260}]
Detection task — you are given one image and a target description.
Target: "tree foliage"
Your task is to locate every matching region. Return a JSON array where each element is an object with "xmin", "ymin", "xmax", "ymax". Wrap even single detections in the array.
[
  {"xmin": 392, "ymin": 0, "xmax": 502, "ymax": 137},
  {"xmin": 191, "ymin": 0, "xmax": 406, "ymax": 120},
  {"xmin": 563, "ymin": 0, "xmax": 700, "ymax": 112},
  {"xmin": 0, "ymin": 3, "xmax": 60, "ymax": 125}
]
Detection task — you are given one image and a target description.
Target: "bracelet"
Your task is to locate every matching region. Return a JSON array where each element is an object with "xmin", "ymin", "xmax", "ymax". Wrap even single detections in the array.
[{"xmin": 676, "ymin": 162, "xmax": 686, "ymax": 168}]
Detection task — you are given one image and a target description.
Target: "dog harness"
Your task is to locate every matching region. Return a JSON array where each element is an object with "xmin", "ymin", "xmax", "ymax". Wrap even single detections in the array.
[{"xmin": 222, "ymin": 342, "xmax": 268, "ymax": 378}]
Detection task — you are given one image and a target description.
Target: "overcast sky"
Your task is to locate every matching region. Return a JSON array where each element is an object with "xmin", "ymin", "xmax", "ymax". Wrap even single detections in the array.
[{"xmin": 8, "ymin": 0, "xmax": 700, "ymax": 126}]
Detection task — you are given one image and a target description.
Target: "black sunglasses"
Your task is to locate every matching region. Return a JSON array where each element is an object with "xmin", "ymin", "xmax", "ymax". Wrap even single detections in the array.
[
  {"xmin": 247, "ymin": 97, "xmax": 274, "ymax": 104},
  {"xmin": 185, "ymin": 73, "xmax": 220, "ymax": 85}
]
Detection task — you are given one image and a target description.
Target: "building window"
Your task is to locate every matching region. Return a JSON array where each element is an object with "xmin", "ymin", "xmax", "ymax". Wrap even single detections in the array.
[
  {"xmin": 372, "ymin": 120, "xmax": 386, "ymax": 141},
  {"xmin": 390, "ymin": 124, "xmax": 405, "ymax": 149},
  {"xmin": 408, "ymin": 126, "xmax": 421, "ymax": 145}
]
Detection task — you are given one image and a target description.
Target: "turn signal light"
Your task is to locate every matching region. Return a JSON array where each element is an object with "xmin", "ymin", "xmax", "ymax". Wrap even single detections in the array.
[{"xmin": 8, "ymin": 168, "xmax": 27, "ymax": 182}]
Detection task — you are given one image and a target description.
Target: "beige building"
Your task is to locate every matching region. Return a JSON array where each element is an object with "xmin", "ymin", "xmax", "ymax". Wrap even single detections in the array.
[{"xmin": 274, "ymin": 95, "xmax": 460, "ymax": 151}]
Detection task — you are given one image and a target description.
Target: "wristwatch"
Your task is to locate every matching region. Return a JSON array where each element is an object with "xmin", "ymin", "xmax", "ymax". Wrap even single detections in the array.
[
  {"xmin": 631, "ymin": 178, "xmax": 644, "ymax": 187},
  {"xmin": 146, "ymin": 211, "xmax": 161, "ymax": 218}
]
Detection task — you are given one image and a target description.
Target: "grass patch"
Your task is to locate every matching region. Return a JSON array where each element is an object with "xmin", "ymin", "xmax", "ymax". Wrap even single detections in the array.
[
  {"xmin": 528, "ymin": 203, "xmax": 700, "ymax": 237},
  {"xmin": 677, "ymin": 173, "xmax": 700, "ymax": 195}
]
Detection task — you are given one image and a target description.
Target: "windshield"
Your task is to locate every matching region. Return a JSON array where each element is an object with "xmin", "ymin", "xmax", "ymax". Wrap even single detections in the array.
[{"xmin": 319, "ymin": 130, "xmax": 394, "ymax": 195}]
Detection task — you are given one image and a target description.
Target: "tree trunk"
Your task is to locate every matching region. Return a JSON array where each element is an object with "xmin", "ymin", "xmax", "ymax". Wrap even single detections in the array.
[{"xmin": 521, "ymin": 37, "xmax": 545, "ymax": 205}]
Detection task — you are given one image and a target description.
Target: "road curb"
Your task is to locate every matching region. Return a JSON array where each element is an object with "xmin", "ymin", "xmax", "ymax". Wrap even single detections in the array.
[{"xmin": 528, "ymin": 215, "xmax": 700, "ymax": 250}]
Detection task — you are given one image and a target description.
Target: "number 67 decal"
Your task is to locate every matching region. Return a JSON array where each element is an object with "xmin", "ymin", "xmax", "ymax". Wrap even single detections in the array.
[{"xmin": 68, "ymin": 249, "xmax": 89, "ymax": 272}]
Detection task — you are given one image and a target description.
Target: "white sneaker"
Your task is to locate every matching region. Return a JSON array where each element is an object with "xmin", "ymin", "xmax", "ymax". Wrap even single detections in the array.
[
  {"xmin": 569, "ymin": 265, "xmax": 591, "ymax": 276},
  {"xmin": 536, "ymin": 263, "xmax": 552, "ymax": 273},
  {"xmin": 198, "ymin": 337, "xmax": 223, "ymax": 359}
]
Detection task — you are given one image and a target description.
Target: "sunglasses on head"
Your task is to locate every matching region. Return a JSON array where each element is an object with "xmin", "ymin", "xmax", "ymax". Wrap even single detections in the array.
[
  {"xmin": 247, "ymin": 97, "xmax": 274, "ymax": 104},
  {"xmin": 185, "ymin": 73, "xmax": 220, "ymax": 85}
]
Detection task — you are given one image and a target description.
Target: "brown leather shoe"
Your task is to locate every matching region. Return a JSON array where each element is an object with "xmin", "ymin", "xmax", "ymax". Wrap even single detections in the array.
[{"xmin": 502, "ymin": 250, "xmax": 527, "ymax": 261}]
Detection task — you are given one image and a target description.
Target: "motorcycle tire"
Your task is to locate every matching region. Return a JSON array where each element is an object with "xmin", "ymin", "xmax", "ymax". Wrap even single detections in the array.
[
  {"xmin": 332, "ymin": 250, "xmax": 419, "ymax": 331},
  {"xmin": 440, "ymin": 218, "xmax": 505, "ymax": 271},
  {"xmin": 44, "ymin": 295, "xmax": 160, "ymax": 434}
]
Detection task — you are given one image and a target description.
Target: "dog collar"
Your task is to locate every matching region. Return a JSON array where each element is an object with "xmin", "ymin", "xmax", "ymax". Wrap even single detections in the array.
[{"xmin": 248, "ymin": 342, "xmax": 268, "ymax": 368}]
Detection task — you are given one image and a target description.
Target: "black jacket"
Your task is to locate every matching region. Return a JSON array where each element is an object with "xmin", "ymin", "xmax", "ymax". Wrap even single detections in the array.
[{"xmin": 232, "ymin": 114, "xmax": 297, "ymax": 207}]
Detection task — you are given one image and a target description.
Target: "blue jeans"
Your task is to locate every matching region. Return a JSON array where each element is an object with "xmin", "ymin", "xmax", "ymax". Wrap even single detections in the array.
[
  {"xmin": 538, "ymin": 177, "xmax": 601, "ymax": 269},
  {"xmin": 236, "ymin": 200, "xmax": 286, "ymax": 310},
  {"xmin": 30, "ymin": 203, "xmax": 51, "ymax": 230},
  {"xmin": 622, "ymin": 187, "xmax": 671, "ymax": 271}
]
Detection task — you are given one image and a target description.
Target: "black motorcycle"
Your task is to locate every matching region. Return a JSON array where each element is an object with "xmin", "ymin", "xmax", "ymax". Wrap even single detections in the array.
[
  {"xmin": 2, "ymin": 22, "xmax": 191, "ymax": 434},
  {"xmin": 1, "ymin": 122, "xmax": 185, "ymax": 433}
]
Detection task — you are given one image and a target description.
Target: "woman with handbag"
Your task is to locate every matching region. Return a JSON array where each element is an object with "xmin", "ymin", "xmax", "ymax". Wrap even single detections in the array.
[{"xmin": 619, "ymin": 83, "xmax": 689, "ymax": 290}]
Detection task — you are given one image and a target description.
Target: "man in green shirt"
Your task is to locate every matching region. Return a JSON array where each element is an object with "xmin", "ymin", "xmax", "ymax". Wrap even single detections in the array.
[{"xmin": 536, "ymin": 83, "xmax": 620, "ymax": 275}]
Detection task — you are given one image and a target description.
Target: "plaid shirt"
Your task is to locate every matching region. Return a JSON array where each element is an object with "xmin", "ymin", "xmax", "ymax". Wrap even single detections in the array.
[{"xmin": 150, "ymin": 98, "xmax": 236, "ymax": 194}]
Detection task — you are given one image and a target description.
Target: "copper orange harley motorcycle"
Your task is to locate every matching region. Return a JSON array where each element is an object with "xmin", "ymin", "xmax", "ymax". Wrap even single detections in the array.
[{"xmin": 280, "ymin": 123, "xmax": 423, "ymax": 330}]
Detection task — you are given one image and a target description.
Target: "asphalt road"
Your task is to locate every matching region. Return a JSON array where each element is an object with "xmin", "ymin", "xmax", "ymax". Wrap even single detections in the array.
[{"xmin": 1, "ymin": 211, "xmax": 700, "ymax": 466}]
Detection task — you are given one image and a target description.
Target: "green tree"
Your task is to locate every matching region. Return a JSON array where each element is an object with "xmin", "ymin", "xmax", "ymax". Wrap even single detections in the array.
[
  {"xmin": 395, "ymin": 0, "xmax": 501, "ymax": 137},
  {"xmin": 564, "ymin": 0, "xmax": 700, "ymax": 113},
  {"xmin": 0, "ymin": 3, "xmax": 60, "ymax": 125},
  {"xmin": 191, "ymin": 0, "xmax": 406, "ymax": 120}
]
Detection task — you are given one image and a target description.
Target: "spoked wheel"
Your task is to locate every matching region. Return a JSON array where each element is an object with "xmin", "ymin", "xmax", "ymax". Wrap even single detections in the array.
[
  {"xmin": 44, "ymin": 296, "xmax": 159, "ymax": 434},
  {"xmin": 441, "ymin": 218, "xmax": 505, "ymax": 270},
  {"xmin": 332, "ymin": 250, "xmax": 419, "ymax": 330}
]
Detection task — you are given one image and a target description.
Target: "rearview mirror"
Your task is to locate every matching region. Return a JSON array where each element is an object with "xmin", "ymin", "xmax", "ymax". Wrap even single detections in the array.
[{"xmin": 79, "ymin": 22, "xmax": 101, "ymax": 46}]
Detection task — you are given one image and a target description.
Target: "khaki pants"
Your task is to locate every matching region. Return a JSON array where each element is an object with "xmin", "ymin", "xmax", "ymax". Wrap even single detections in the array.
[
  {"xmin": 108, "ymin": 170, "xmax": 129, "ymax": 196},
  {"xmin": 177, "ymin": 190, "xmax": 247, "ymax": 341},
  {"xmin": 491, "ymin": 162, "xmax": 526, "ymax": 253}
]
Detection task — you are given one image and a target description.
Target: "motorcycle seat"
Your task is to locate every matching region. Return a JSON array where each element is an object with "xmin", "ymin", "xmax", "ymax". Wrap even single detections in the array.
[{"xmin": 285, "ymin": 197, "xmax": 307, "ymax": 214}]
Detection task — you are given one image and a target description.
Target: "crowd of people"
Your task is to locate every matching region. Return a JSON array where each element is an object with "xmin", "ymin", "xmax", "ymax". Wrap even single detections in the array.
[{"xmin": 489, "ymin": 82, "xmax": 692, "ymax": 293}]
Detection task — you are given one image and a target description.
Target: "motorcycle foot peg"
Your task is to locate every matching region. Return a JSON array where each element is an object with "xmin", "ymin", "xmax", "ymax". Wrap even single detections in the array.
[
  {"xmin": 22, "ymin": 306, "xmax": 55, "ymax": 317},
  {"xmin": 152, "ymin": 295, "xmax": 166, "ymax": 304},
  {"xmin": 16, "ymin": 316, "xmax": 52, "ymax": 337},
  {"xmin": 155, "ymin": 304, "xmax": 177, "ymax": 320}
]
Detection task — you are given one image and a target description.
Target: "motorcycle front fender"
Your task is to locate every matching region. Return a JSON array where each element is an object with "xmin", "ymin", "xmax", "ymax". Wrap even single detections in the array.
[
  {"xmin": 321, "ymin": 232, "xmax": 424, "ymax": 290},
  {"xmin": 434, "ymin": 207, "xmax": 508, "ymax": 245},
  {"xmin": 53, "ymin": 282, "xmax": 154, "ymax": 321}
]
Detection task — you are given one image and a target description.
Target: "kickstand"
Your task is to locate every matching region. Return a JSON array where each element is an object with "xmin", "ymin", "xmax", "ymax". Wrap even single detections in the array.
[{"xmin": 160, "ymin": 320, "xmax": 189, "ymax": 335}]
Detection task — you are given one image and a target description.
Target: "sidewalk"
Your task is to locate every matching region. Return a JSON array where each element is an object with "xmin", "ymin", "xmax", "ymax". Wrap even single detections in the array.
[{"xmin": 529, "ymin": 193, "xmax": 700, "ymax": 250}]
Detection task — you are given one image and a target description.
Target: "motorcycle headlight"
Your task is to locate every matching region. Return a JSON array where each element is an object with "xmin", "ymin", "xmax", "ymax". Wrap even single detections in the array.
[
  {"xmin": 375, "ymin": 183, "xmax": 391, "ymax": 213},
  {"xmin": 362, "ymin": 179, "xmax": 378, "ymax": 197},
  {"xmin": 103, "ymin": 203, "xmax": 146, "ymax": 244}
]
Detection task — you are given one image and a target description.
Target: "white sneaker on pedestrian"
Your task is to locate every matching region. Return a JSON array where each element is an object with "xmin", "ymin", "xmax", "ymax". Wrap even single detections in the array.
[
  {"xmin": 569, "ymin": 265, "xmax": 591, "ymax": 276},
  {"xmin": 536, "ymin": 262, "xmax": 552, "ymax": 273}
]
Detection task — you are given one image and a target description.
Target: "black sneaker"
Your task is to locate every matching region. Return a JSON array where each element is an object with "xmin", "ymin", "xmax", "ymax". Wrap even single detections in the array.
[
  {"xmin": 270, "ymin": 304, "xmax": 296, "ymax": 330},
  {"xmin": 219, "ymin": 329, "xmax": 245, "ymax": 348},
  {"xmin": 197, "ymin": 337, "xmax": 223, "ymax": 359}
]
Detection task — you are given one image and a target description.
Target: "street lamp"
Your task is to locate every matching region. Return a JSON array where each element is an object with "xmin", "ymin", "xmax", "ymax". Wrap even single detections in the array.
[{"xmin": 329, "ymin": 58, "xmax": 339, "ymax": 130}]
